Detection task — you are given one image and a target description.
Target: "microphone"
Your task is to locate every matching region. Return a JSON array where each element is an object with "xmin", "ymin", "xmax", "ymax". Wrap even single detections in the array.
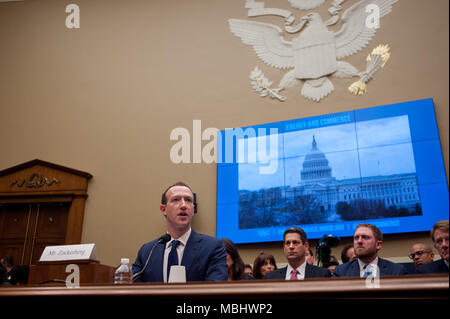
[{"xmin": 132, "ymin": 234, "xmax": 171, "ymax": 282}]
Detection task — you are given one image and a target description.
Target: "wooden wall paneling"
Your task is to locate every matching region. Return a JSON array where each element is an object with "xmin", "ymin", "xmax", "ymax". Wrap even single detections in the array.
[{"xmin": 0, "ymin": 160, "xmax": 92, "ymax": 265}]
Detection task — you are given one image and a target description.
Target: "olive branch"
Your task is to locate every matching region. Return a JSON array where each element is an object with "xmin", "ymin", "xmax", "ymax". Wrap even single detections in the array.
[{"xmin": 249, "ymin": 67, "xmax": 287, "ymax": 101}]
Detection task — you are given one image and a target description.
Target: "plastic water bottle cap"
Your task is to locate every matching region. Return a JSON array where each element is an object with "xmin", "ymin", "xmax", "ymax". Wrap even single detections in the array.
[{"xmin": 121, "ymin": 258, "xmax": 130, "ymax": 264}]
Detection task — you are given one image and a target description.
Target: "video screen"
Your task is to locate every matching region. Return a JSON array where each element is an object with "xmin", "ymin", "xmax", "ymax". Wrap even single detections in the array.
[{"xmin": 216, "ymin": 99, "xmax": 448, "ymax": 243}]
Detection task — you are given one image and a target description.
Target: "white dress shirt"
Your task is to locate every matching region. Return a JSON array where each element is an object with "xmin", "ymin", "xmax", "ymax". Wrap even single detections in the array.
[
  {"xmin": 358, "ymin": 256, "xmax": 379, "ymax": 278},
  {"xmin": 163, "ymin": 228, "xmax": 191, "ymax": 283},
  {"xmin": 285, "ymin": 261, "xmax": 307, "ymax": 280}
]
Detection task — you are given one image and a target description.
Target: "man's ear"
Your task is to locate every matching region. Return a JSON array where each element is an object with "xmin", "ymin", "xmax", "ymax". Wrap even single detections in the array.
[
  {"xmin": 376, "ymin": 240, "xmax": 383, "ymax": 250},
  {"xmin": 160, "ymin": 204, "xmax": 167, "ymax": 217},
  {"xmin": 304, "ymin": 241, "xmax": 310, "ymax": 251}
]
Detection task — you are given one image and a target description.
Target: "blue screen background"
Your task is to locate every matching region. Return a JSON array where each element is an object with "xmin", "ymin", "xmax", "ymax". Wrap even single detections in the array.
[{"xmin": 216, "ymin": 99, "xmax": 448, "ymax": 243}]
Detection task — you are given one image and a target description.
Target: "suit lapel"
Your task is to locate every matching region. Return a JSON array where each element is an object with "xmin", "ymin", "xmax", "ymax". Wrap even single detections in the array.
[
  {"xmin": 351, "ymin": 260, "xmax": 361, "ymax": 277},
  {"xmin": 305, "ymin": 263, "xmax": 312, "ymax": 278},
  {"xmin": 149, "ymin": 241, "xmax": 165, "ymax": 282},
  {"xmin": 181, "ymin": 230, "xmax": 200, "ymax": 278},
  {"xmin": 377, "ymin": 258, "xmax": 387, "ymax": 276},
  {"xmin": 440, "ymin": 259, "xmax": 449, "ymax": 271},
  {"xmin": 280, "ymin": 267, "xmax": 288, "ymax": 279}
]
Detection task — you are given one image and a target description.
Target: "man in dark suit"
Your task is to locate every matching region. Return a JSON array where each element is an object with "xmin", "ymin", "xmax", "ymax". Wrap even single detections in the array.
[
  {"xmin": 132, "ymin": 182, "xmax": 227, "ymax": 282},
  {"xmin": 265, "ymin": 227, "xmax": 331, "ymax": 280},
  {"xmin": 333, "ymin": 223, "xmax": 406, "ymax": 278},
  {"xmin": 416, "ymin": 220, "xmax": 449, "ymax": 274}
]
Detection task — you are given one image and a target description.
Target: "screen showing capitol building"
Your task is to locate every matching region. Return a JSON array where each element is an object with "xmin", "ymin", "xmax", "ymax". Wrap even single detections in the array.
[
  {"xmin": 217, "ymin": 99, "xmax": 448, "ymax": 244},
  {"xmin": 239, "ymin": 115, "xmax": 421, "ymax": 229}
]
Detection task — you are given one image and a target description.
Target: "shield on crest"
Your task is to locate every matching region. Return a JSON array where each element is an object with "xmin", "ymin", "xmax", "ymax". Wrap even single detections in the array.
[{"xmin": 293, "ymin": 27, "xmax": 337, "ymax": 79}]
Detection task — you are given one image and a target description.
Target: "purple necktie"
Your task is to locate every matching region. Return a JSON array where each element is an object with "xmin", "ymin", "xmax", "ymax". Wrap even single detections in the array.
[{"xmin": 290, "ymin": 269, "xmax": 298, "ymax": 280}]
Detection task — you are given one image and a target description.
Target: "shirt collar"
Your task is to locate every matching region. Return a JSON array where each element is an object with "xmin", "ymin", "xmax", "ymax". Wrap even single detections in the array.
[
  {"xmin": 166, "ymin": 227, "xmax": 191, "ymax": 248},
  {"xmin": 358, "ymin": 256, "xmax": 378, "ymax": 271},
  {"xmin": 286, "ymin": 260, "xmax": 307, "ymax": 276}
]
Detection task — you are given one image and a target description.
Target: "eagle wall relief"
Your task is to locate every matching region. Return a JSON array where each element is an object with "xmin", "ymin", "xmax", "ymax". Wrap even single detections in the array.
[{"xmin": 228, "ymin": 0, "xmax": 397, "ymax": 102}]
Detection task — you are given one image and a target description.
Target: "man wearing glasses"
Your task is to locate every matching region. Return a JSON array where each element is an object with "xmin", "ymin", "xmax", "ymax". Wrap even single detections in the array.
[
  {"xmin": 409, "ymin": 243, "xmax": 434, "ymax": 268},
  {"xmin": 265, "ymin": 227, "xmax": 331, "ymax": 280}
]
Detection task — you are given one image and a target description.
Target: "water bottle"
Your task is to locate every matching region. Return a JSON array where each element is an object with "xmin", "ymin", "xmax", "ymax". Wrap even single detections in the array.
[{"xmin": 113, "ymin": 258, "xmax": 132, "ymax": 284}]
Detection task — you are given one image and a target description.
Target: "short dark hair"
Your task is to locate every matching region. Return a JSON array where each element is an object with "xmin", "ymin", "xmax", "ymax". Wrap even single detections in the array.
[
  {"xmin": 341, "ymin": 243, "xmax": 354, "ymax": 263},
  {"xmin": 161, "ymin": 181, "xmax": 193, "ymax": 205},
  {"xmin": 283, "ymin": 227, "xmax": 307, "ymax": 244}
]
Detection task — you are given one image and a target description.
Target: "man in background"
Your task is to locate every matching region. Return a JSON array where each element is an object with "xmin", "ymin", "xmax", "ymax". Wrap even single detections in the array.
[
  {"xmin": 244, "ymin": 264, "xmax": 254, "ymax": 278},
  {"xmin": 409, "ymin": 243, "xmax": 434, "ymax": 268},
  {"xmin": 132, "ymin": 182, "xmax": 227, "ymax": 282},
  {"xmin": 333, "ymin": 223, "xmax": 406, "ymax": 278},
  {"xmin": 341, "ymin": 243, "xmax": 356, "ymax": 264},
  {"xmin": 265, "ymin": 227, "xmax": 331, "ymax": 280},
  {"xmin": 305, "ymin": 248, "xmax": 315, "ymax": 265},
  {"xmin": 417, "ymin": 220, "xmax": 449, "ymax": 274}
]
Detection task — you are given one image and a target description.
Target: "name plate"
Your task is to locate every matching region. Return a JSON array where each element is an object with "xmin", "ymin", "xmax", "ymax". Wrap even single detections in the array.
[{"xmin": 39, "ymin": 243, "xmax": 97, "ymax": 262}]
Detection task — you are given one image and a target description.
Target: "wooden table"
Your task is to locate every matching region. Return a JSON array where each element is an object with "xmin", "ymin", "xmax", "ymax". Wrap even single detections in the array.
[{"xmin": 1, "ymin": 275, "xmax": 447, "ymax": 316}]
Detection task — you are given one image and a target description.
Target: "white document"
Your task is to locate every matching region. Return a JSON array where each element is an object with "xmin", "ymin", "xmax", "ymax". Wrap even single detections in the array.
[{"xmin": 39, "ymin": 243, "xmax": 97, "ymax": 262}]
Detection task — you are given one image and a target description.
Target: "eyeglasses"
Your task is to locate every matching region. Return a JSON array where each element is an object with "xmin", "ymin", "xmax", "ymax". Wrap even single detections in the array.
[{"xmin": 408, "ymin": 250, "xmax": 431, "ymax": 259}]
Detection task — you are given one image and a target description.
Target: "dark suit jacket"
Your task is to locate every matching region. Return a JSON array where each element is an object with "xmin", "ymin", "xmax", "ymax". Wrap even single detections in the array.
[
  {"xmin": 132, "ymin": 229, "xmax": 227, "ymax": 282},
  {"xmin": 333, "ymin": 258, "xmax": 407, "ymax": 277},
  {"xmin": 416, "ymin": 259, "xmax": 449, "ymax": 274},
  {"xmin": 264, "ymin": 263, "xmax": 331, "ymax": 280},
  {"xmin": 399, "ymin": 262, "xmax": 417, "ymax": 275}
]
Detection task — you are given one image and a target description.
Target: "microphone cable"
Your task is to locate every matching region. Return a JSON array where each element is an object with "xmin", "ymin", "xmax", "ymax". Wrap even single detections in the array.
[{"xmin": 132, "ymin": 234, "xmax": 171, "ymax": 282}]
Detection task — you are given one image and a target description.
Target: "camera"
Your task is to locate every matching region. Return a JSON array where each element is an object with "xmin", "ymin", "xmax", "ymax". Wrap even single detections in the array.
[{"xmin": 316, "ymin": 234, "xmax": 340, "ymax": 267}]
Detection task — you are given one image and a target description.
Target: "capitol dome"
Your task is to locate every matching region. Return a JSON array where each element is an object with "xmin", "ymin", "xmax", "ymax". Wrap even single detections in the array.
[{"xmin": 301, "ymin": 135, "xmax": 333, "ymax": 184}]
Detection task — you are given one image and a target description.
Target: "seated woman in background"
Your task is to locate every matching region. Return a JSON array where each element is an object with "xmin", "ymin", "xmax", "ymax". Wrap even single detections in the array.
[
  {"xmin": 253, "ymin": 252, "xmax": 277, "ymax": 279},
  {"xmin": 222, "ymin": 238, "xmax": 254, "ymax": 281}
]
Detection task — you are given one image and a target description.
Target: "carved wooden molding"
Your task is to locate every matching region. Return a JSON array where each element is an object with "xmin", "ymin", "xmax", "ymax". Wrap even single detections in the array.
[{"xmin": 10, "ymin": 173, "xmax": 60, "ymax": 188}]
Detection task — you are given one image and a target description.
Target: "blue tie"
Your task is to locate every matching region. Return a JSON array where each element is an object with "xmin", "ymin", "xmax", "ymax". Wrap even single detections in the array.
[
  {"xmin": 167, "ymin": 240, "xmax": 180, "ymax": 282},
  {"xmin": 363, "ymin": 264, "xmax": 372, "ymax": 278}
]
